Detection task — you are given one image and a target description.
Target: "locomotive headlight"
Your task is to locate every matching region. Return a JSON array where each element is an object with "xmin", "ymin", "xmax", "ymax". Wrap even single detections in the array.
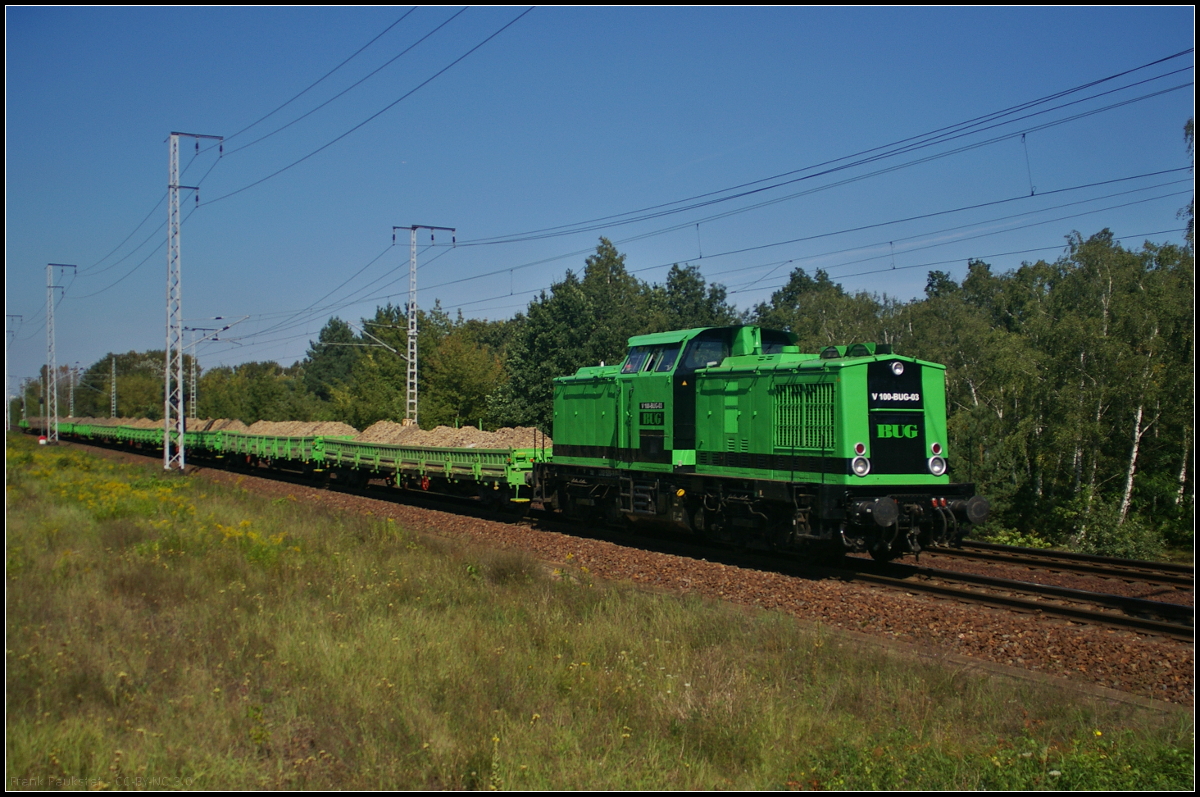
[
  {"xmin": 852, "ymin": 456, "xmax": 871, "ymax": 476},
  {"xmin": 927, "ymin": 456, "xmax": 947, "ymax": 476},
  {"xmin": 890, "ymin": 361, "xmax": 905, "ymax": 376}
]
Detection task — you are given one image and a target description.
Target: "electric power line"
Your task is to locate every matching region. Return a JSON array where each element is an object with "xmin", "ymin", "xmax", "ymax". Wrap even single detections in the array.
[
  {"xmin": 225, "ymin": 8, "xmax": 458, "ymax": 155},
  {"xmin": 223, "ymin": 8, "xmax": 418, "ymax": 145},
  {"xmin": 201, "ymin": 7, "xmax": 535, "ymax": 207}
]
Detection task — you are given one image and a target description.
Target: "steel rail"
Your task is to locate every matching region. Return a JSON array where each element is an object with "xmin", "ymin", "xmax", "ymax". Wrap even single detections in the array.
[
  {"xmin": 938, "ymin": 542, "xmax": 1194, "ymax": 587},
  {"xmin": 844, "ymin": 564, "xmax": 1193, "ymax": 642}
]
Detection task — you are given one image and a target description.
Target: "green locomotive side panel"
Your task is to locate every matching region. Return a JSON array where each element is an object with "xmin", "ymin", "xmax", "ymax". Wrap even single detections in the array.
[
  {"xmin": 685, "ymin": 347, "xmax": 954, "ymax": 487},
  {"xmin": 612, "ymin": 328, "xmax": 695, "ymax": 472},
  {"xmin": 919, "ymin": 363, "xmax": 949, "ymax": 462},
  {"xmin": 552, "ymin": 369, "xmax": 621, "ymax": 467},
  {"xmin": 695, "ymin": 363, "xmax": 846, "ymax": 483},
  {"xmin": 621, "ymin": 369, "xmax": 676, "ymax": 472},
  {"xmin": 553, "ymin": 328, "xmax": 709, "ymax": 472}
]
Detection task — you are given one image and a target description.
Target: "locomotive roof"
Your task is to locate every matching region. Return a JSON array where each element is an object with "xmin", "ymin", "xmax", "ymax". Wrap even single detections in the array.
[
  {"xmin": 625, "ymin": 327, "xmax": 709, "ymax": 347},
  {"xmin": 625, "ymin": 325, "xmax": 794, "ymax": 348}
]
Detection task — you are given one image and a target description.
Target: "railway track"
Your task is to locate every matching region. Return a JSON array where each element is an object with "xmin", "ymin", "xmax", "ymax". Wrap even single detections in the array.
[
  {"xmin": 521, "ymin": 512, "xmax": 1196, "ymax": 642},
  {"xmin": 843, "ymin": 559, "xmax": 1194, "ymax": 642},
  {"xmin": 939, "ymin": 540, "xmax": 1194, "ymax": 588}
]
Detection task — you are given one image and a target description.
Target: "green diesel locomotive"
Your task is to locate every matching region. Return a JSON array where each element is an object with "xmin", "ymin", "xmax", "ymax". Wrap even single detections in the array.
[{"xmin": 536, "ymin": 325, "xmax": 989, "ymax": 561}]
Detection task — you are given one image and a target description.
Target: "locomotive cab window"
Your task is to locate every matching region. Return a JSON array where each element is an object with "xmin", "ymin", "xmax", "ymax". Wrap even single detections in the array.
[
  {"xmin": 621, "ymin": 346, "xmax": 653, "ymax": 374},
  {"xmin": 761, "ymin": 329, "xmax": 795, "ymax": 354},
  {"xmin": 654, "ymin": 344, "xmax": 681, "ymax": 372},
  {"xmin": 623, "ymin": 344, "xmax": 683, "ymax": 374},
  {"xmin": 679, "ymin": 329, "xmax": 732, "ymax": 373}
]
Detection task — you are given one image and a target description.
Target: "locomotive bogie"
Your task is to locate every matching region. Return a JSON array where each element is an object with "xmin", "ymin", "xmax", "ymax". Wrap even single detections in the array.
[{"xmin": 535, "ymin": 461, "xmax": 982, "ymax": 559}]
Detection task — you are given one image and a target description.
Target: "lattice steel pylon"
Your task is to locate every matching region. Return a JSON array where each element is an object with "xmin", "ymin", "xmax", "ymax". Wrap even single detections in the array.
[
  {"xmin": 394, "ymin": 225, "xmax": 455, "ymax": 426},
  {"xmin": 45, "ymin": 264, "xmax": 75, "ymax": 442},
  {"xmin": 164, "ymin": 131, "xmax": 221, "ymax": 471},
  {"xmin": 407, "ymin": 229, "xmax": 418, "ymax": 423},
  {"xmin": 5, "ymin": 315, "xmax": 20, "ymax": 433},
  {"xmin": 46, "ymin": 266, "xmax": 57, "ymax": 441}
]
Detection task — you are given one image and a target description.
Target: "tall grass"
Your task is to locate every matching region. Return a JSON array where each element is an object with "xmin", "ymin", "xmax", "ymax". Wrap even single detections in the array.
[{"xmin": 6, "ymin": 435, "xmax": 1192, "ymax": 789}]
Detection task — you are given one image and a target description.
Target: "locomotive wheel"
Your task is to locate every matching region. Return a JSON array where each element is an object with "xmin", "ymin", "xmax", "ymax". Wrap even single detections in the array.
[{"xmin": 869, "ymin": 543, "xmax": 895, "ymax": 563}]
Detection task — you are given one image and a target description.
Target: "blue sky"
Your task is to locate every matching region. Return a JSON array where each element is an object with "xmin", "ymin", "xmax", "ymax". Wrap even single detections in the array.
[{"xmin": 5, "ymin": 6, "xmax": 1194, "ymax": 393}]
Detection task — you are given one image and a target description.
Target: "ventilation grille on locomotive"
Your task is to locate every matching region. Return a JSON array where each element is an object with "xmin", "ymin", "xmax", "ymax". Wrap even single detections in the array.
[{"xmin": 775, "ymin": 383, "xmax": 835, "ymax": 450}]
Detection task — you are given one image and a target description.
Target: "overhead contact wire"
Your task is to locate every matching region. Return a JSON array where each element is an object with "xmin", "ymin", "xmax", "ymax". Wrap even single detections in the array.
[
  {"xmin": 456, "ymin": 51, "xmax": 1193, "ymax": 245},
  {"xmin": 202, "ymin": 7, "xmax": 534, "ymax": 206},
  {"xmin": 226, "ymin": 7, "xmax": 457, "ymax": 155},
  {"xmin": 223, "ymin": 8, "xmax": 417, "ymax": 145}
]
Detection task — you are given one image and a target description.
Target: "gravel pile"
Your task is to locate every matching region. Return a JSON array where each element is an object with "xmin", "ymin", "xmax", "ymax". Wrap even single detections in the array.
[
  {"xmin": 355, "ymin": 420, "xmax": 550, "ymax": 449},
  {"xmin": 66, "ymin": 418, "xmax": 249, "ymax": 432},
  {"xmin": 243, "ymin": 421, "xmax": 358, "ymax": 437},
  {"xmin": 72, "ymin": 417, "xmax": 137, "ymax": 427}
]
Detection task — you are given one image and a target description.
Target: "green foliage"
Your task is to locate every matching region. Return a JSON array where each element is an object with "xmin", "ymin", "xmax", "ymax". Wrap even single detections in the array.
[
  {"xmin": 980, "ymin": 528, "xmax": 1054, "ymax": 549},
  {"xmin": 753, "ymin": 267, "xmax": 889, "ymax": 349},
  {"xmin": 324, "ymin": 302, "xmax": 513, "ymax": 430},
  {"xmin": 199, "ymin": 361, "xmax": 319, "ymax": 424},
  {"xmin": 1057, "ymin": 493, "xmax": 1165, "ymax": 560},
  {"xmin": 579, "ymin": 238, "xmax": 655, "ymax": 366},
  {"xmin": 924, "ymin": 269, "xmax": 961, "ymax": 299},
  {"xmin": 890, "ymin": 234, "xmax": 1194, "ymax": 552},
  {"xmin": 488, "ymin": 273, "xmax": 592, "ymax": 429},
  {"xmin": 492, "ymin": 240, "xmax": 651, "ymax": 429},
  {"xmin": 654, "ymin": 263, "xmax": 739, "ymax": 331},
  {"xmin": 67, "ymin": 350, "xmax": 191, "ymax": 420},
  {"xmin": 329, "ymin": 303, "xmax": 444, "ymax": 428},
  {"xmin": 420, "ymin": 324, "xmax": 506, "ymax": 429},
  {"xmin": 301, "ymin": 317, "xmax": 359, "ymax": 402}
]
